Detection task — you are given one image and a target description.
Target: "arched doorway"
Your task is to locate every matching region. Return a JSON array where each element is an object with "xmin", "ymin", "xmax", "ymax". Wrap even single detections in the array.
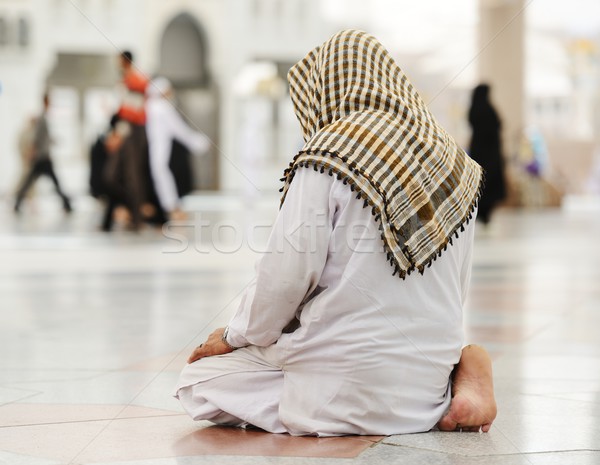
[{"xmin": 159, "ymin": 13, "xmax": 219, "ymax": 190}]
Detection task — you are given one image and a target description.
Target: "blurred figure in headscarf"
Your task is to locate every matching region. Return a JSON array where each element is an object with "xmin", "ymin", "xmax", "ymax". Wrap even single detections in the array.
[{"xmin": 468, "ymin": 84, "xmax": 506, "ymax": 225}]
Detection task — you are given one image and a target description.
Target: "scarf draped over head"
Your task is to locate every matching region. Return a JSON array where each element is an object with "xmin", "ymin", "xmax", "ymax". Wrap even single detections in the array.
[{"xmin": 281, "ymin": 29, "xmax": 483, "ymax": 278}]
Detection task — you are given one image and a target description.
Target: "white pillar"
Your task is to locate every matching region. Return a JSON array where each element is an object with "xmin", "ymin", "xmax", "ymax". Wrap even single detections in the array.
[{"xmin": 477, "ymin": 0, "xmax": 525, "ymax": 158}]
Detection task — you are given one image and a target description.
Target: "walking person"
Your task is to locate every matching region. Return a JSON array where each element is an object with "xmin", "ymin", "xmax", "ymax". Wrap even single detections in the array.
[
  {"xmin": 104, "ymin": 50, "xmax": 150, "ymax": 230},
  {"xmin": 14, "ymin": 93, "xmax": 72, "ymax": 214},
  {"xmin": 145, "ymin": 77, "xmax": 210, "ymax": 221}
]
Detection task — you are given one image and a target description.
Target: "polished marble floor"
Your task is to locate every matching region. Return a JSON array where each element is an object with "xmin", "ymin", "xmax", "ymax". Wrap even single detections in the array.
[{"xmin": 1, "ymin": 193, "xmax": 600, "ymax": 465}]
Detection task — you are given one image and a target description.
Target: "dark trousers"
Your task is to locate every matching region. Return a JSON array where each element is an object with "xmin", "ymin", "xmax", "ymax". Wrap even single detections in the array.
[
  {"xmin": 100, "ymin": 180, "xmax": 137, "ymax": 231},
  {"xmin": 14, "ymin": 158, "xmax": 71, "ymax": 212},
  {"xmin": 101, "ymin": 124, "xmax": 148, "ymax": 231}
]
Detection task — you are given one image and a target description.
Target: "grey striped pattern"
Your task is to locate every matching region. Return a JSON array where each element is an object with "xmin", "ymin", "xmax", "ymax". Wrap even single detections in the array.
[{"xmin": 282, "ymin": 30, "xmax": 483, "ymax": 278}]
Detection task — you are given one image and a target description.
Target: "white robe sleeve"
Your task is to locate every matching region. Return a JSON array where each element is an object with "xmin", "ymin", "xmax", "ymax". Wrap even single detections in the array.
[
  {"xmin": 166, "ymin": 104, "xmax": 210, "ymax": 154},
  {"xmin": 226, "ymin": 169, "xmax": 335, "ymax": 348}
]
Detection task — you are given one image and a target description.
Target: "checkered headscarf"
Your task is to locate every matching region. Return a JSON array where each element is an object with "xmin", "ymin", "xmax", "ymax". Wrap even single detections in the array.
[{"xmin": 281, "ymin": 30, "xmax": 483, "ymax": 278}]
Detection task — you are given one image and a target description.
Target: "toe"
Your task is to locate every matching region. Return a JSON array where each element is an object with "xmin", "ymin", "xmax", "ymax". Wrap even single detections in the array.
[{"xmin": 437, "ymin": 414, "xmax": 458, "ymax": 431}]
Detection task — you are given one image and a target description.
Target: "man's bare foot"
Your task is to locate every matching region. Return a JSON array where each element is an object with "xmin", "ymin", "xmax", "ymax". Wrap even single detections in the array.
[{"xmin": 438, "ymin": 344, "xmax": 497, "ymax": 432}]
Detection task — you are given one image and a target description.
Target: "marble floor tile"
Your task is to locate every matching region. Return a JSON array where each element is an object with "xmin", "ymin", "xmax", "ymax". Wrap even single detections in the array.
[
  {"xmin": 0, "ymin": 403, "xmax": 182, "ymax": 428},
  {"xmin": 385, "ymin": 412, "xmax": 600, "ymax": 456},
  {"xmin": 0, "ymin": 419, "xmax": 111, "ymax": 463},
  {"xmin": 0, "ymin": 416, "xmax": 382, "ymax": 463}
]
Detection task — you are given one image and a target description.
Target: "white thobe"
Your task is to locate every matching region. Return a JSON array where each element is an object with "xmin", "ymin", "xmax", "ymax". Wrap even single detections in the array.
[
  {"xmin": 175, "ymin": 168, "xmax": 475, "ymax": 436},
  {"xmin": 146, "ymin": 98, "xmax": 210, "ymax": 212}
]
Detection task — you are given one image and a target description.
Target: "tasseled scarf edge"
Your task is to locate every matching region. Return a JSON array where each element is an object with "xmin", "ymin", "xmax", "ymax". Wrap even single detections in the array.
[{"xmin": 279, "ymin": 149, "xmax": 485, "ymax": 280}]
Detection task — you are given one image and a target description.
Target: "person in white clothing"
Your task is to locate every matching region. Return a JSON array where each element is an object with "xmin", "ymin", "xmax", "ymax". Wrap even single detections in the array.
[
  {"xmin": 146, "ymin": 77, "xmax": 210, "ymax": 220},
  {"xmin": 175, "ymin": 30, "xmax": 497, "ymax": 436}
]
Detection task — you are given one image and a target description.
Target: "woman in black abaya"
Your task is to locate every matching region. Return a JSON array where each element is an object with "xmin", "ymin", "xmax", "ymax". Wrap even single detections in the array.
[{"xmin": 468, "ymin": 84, "xmax": 507, "ymax": 224}]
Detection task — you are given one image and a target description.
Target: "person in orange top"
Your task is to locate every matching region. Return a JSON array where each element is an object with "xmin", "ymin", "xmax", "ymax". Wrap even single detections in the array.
[
  {"xmin": 103, "ymin": 50, "xmax": 152, "ymax": 230},
  {"xmin": 118, "ymin": 51, "xmax": 148, "ymax": 126}
]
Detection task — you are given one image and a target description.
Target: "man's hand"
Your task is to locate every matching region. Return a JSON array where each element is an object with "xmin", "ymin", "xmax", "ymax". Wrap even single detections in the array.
[
  {"xmin": 104, "ymin": 133, "xmax": 123, "ymax": 154},
  {"xmin": 187, "ymin": 327, "xmax": 234, "ymax": 364}
]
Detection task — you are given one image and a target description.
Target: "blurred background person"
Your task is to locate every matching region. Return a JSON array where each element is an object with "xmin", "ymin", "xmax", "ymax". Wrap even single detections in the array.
[
  {"xmin": 90, "ymin": 114, "xmax": 129, "ymax": 231},
  {"xmin": 467, "ymin": 84, "xmax": 507, "ymax": 225},
  {"xmin": 145, "ymin": 77, "xmax": 210, "ymax": 221},
  {"xmin": 113, "ymin": 50, "xmax": 150, "ymax": 230},
  {"xmin": 13, "ymin": 93, "xmax": 72, "ymax": 214},
  {"xmin": 90, "ymin": 115, "xmax": 117, "ymax": 202},
  {"xmin": 117, "ymin": 51, "xmax": 148, "ymax": 129},
  {"xmin": 93, "ymin": 113, "xmax": 167, "ymax": 232}
]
